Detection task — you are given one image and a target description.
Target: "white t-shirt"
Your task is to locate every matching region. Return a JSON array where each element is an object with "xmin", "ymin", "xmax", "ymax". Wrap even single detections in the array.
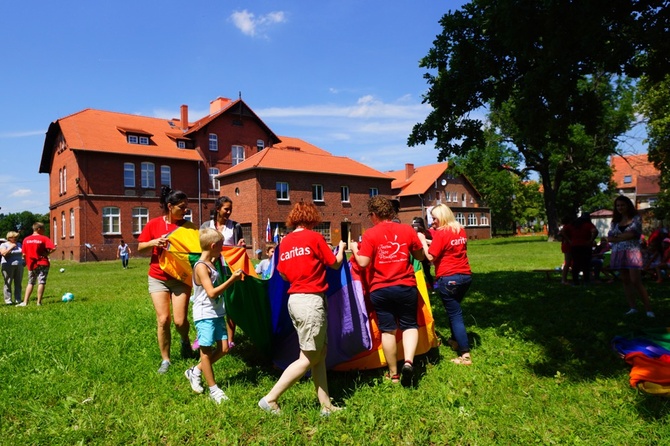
[{"xmin": 191, "ymin": 261, "xmax": 226, "ymax": 321}]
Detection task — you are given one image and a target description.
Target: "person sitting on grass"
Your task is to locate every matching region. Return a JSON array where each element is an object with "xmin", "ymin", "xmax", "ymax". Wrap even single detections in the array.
[{"xmin": 184, "ymin": 228, "xmax": 244, "ymax": 404}]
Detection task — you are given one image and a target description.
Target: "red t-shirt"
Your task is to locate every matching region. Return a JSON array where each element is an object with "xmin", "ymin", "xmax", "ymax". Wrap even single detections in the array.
[
  {"xmin": 22, "ymin": 233, "xmax": 55, "ymax": 270},
  {"xmin": 428, "ymin": 226, "xmax": 471, "ymax": 277},
  {"xmin": 277, "ymin": 229, "xmax": 337, "ymax": 294},
  {"xmin": 138, "ymin": 216, "xmax": 186, "ymax": 281},
  {"xmin": 564, "ymin": 221, "xmax": 597, "ymax": 247},
  {"xmin": 357, "ymin": 221, "xmax": 422, "ymax": 292}
]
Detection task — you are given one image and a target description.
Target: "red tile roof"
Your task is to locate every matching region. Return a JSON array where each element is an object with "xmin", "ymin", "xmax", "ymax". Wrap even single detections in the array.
[
  {"xmin": 386, "ymin": 162, "xmax": 449, "ymax": 197},
  {"xmin": 41, "ymin": 109, "xmax": 203, "ymax": 172},
  {"xmin": 218, "ymin": 138, "xmax": 392, "ymax": 180},
  {"xmin": 611, "ymin": 154, "xmax": 660, "ymax": 191}
]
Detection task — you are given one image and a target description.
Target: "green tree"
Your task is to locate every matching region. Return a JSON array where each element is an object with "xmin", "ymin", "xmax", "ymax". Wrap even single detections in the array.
[
  {"xmin": 409, "ymin": 0, "xmax": 647, "ymax": 237},
  {"xmin": 0, "ymin": 212, "xmax": 49, "ymax": 241}
]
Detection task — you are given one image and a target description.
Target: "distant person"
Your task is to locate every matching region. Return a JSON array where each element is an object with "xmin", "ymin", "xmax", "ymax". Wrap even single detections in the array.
[
  {"xmin": 117, "ymin": 240, "xmax": 131, "ymax": 269},
  {"xmin": 607, "ymin": 196, "xmax": 653, "ymax": 318},
  {"xmin": 557, "ymin": 216, "xmax": 574, "ymax": 285},
  {"xmin": 563, "ymin": 213, "xmax": 598, "ymax": 286},
  {"xmin": 138, "ymin": 186, "xmax": 196, "ymax": 374},
  {"xmin": 258, "ymin": 201, "xmax": 346, "ymax": 416},
  {"xmin": 18, "ymin": 222, "xmax": 56, "ymax": 307},
  {"xmin": 255, "ymin": 244, "xmax": 276, "ymax": 279},
  {"xmin": 201, "ymin": 196, "xmax": 245, "ymax": 347},
  {"xmin": 350, "ymin": 196, "xmax": 424, "ymax": 385},
  {"xmin": 411, "ymin": 216, "xmax": 434, "ymax": 289},
  {"xmin": 184, "ymin": 228, "xmax": 244, "ymax": 404},
  {"xmin": 418, "ymin": 204, "xmax": 473, "ymax": 365},
  {"xmin": 0, "ymin": 231, "xmax": 24, "ymax": 305},
  {"xmin": 591, "ymin": 237, "xmax": 612, "ymax": 283}
]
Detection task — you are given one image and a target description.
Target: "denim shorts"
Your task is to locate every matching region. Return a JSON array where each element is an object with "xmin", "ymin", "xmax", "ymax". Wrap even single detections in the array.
[
  {"xmin": 287, "ymin": 293, "xmax": 328, "ymax": 351},
  {"xmin": 369, "ymin": 285, "xmax": 419, "ymax": 332},
  {"xmin": 195, "ymin": 317, "xmax": 228, "ymax": 348}
]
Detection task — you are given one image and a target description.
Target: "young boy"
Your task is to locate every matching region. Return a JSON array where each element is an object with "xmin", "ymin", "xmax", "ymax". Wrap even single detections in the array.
[
  {"xmin": 254, "ymin": 244, "xmax": 275, "ymax": 279},
  {"xmin": 185, "ymin": 228, "xmax": 243, "ymax": 404}
]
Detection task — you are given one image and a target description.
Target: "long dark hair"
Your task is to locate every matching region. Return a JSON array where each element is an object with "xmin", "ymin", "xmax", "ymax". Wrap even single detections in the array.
[
  {"xmin": 612, "ymin": 195, "xmax": 637, "ymax": 223},
  {"xmin": 159, "ymin": 185, "xmax": 188, "ymax": 213}
]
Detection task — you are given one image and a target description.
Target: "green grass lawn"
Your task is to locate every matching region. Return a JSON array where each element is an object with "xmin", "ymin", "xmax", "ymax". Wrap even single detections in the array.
[{"xmin": 2, "ymin": 237, "xmax": 669, "ymax": 445}]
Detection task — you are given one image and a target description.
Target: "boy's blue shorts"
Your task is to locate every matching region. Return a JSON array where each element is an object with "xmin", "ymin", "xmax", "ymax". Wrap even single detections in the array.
[{"xmin": 195, "ymin": 317, "xmax": 228, "ymax": 348}]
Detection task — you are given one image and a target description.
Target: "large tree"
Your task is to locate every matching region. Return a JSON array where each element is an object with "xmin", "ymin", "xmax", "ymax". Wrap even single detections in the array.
[{"xmin": 409, "ymin": 0, "xmax": 654, "ymax": 237}]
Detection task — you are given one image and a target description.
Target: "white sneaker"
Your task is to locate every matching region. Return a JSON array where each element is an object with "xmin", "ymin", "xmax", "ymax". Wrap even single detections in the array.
[
  {"xmin": 157, "ymin": 360, "xmax": 171, "ymax": 374},
  {"xmin": 185, "ymin": 367, "xmax": 204, "ymax": 394},
  {"xmin": 15, "ymin": 302, "xmax": 27, "ymax": 307},
  {"xmin": 209, "ymin": 388, "xmax": 229, "ymax": 404},
  {"xmin": 624, "ymin": 308, "xmax": 638, "ymax": 316},
  {"xmin": 647, "ymin": 311, "xmax": 656, "ymax": 318}
]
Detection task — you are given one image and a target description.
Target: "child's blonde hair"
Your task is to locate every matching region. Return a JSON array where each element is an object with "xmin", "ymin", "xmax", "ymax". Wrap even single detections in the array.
[{"xmin": 199, "ymin": 227, "xmax": 223, "ymax": 251}]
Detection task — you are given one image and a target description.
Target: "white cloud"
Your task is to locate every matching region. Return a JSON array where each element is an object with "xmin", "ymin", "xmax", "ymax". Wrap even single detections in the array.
[
  {"xmin": 10, "ymin": 189, "xmax": 32, "ymax": 197},
  {"xmin": 0, "ymin": 130, "xmax": 45, "ymax": 138},
  {"xmin": 230, "ymin": 10, "xmax": 286, "ymax": 38}
]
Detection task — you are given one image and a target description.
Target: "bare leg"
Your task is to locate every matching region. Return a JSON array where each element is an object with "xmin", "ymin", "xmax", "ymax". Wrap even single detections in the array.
[
  {"xmin": 629, "ymin": 269, "xmax": 652, "ymax": 312},
  {"xmin": 310, "ymin": 347, "xmax": 331, "ymax": 408},
  {"xmin": 36, "ymin": 284, "xmax": 46, "ymax": 305},
  {"xmin": 199, "ymin": 341, "xmax": 228, "ymax": 387},
  {"xmin": 23, "ymin": 283, "xmax": 34, "ymax": 305},
  {"xmin": 263, "ymin": 348, "xmax": 325, "ymax": 408},
  {"xmin": 171, "ymin": 291, "xmax": 192, "ymax": 344},
  {"xmin": 401, "ymin": 328, "xmax": 419, "ymax": 365},
  {"xmin": 151, "ymin": 291, "xmax": 172, "ymax": 362},
  {"xmin": 381, "ymin": 331, "xmax": 398, "ymax": 376}
]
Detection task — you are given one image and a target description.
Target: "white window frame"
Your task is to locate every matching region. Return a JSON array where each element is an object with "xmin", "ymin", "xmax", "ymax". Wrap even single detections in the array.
[
  {"xmin": 369, "ymin": 187, "xmax": 379, "ymax": 197},
  {"xmin": 456, "ymin": 212, "xmax": 465, "ymax": 226},
  {"xmin": 53, "ymin": 218, "xmax": 57, "ymax": 243},
  {"xmin": 177, "ymin": 140, "xmax": 186, "ymax": 149},
  {"xmin": 276, "ymin": 182, "xmax": 290, "ymax": 201},
  {"xmin": 141, "ymin": 162, "xmax": 155, "ymax": 189},
  {"xmin": 232, "ymin": 145, "xmax": 245, "ymax": 166},
  {"xmin": 468, "ymin": 213, "xmax": 477, "ymax": 226},
  {"xmin": 63, "ymin": 166, "xmax": 67, "ymax": 193},
  {"xmin": 480, "ymin": 214, "xmax": 489, "ymax": 226},
  {"xmin": 61, "ymin": 212, "xmax": 66, "ymax": 238},
  {"xmin": 70, "ymin": 209, "xmax": 75, "ymax": 236},
  {"xmin": 139, "ymin": 136, "xmax": 149, "ymax": 145},
  {"xmin": 623, "ymin": 175, "xmax": 632, "ymax": 184},
  {"xmin": 184, "ymin": 209, "xmax": 193, "ymax": 223},
  {"xmin": 59, "ymin": 168, "xmax": 63, "ymax": 195},
  {"xmin": 124, "ymin": 163, "xmax": 135, "ymax": 188},
  {"xmin": 132, "ymin": 207, "xmax": 149, "ymax": 234},
  {"xmin": 102, "ymin": 207, "xmax": 121, "ymax": 234},
  {"xmin": 341, "ymin": 186, "xmax": 350, "ymax": 203},
  {"xmin": 312, "ymin": 184, "xmax": 324, "ymax": 202},
  {"xmin": 209, "ymin": 168, "xmax": 220, "ymax": 191},
  {"xmin": 128, "ymin": 135, "xmax": 138, "ymax": 144},
  {"xmin": 160, "ymin": 165, "xmax": 171, "ymax": 187},
  {"xmin": 257, "ymin": 139, "xmax": 265, "ymax": 151},
  {"xmin": 209, "ymin": 133, "xmax": 218, "ymax": 151}
]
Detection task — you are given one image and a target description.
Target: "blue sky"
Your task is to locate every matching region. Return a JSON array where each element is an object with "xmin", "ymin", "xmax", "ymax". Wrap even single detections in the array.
[{"xmin": 0, "ymin": 0, "xmax": 468, "ymax": 215}]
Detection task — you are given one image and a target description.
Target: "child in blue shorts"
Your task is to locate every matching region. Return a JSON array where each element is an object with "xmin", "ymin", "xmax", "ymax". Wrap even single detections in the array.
[{"xmin": 185, "ymin": 228, "xmax": 244, "ymax": 404}]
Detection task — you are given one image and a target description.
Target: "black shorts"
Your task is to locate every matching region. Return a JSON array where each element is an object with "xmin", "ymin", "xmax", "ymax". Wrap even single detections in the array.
[{"xmin": 370, "ymin": 285, "xmax": 419, "ymax": 332}]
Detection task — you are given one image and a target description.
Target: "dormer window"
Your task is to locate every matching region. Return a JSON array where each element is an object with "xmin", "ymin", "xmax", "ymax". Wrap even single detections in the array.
[
  {"xmin": 177, "ymin": 141, "xmax": 186, "ymax": 149},
  {"xmin": 127, "ymin": 134, "xmax": 150, "ymax": 145},
  {"xmin": 139, "ymin": 136, "xmax": 149, "ymax": 145},
  {"xmin": 257, "ymin": 140, "xmax": 265, "ymax": 151},
  {"xmin": 128, "ymin": 135, "xmax": 138, "ymax": 144},
  {"xmin": 623, "ymin": 175, "xmax": 632, "ymax": 184}
]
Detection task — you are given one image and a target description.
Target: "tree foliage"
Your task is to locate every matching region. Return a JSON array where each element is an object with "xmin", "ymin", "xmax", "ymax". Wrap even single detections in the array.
[
  {"xmin": 409, "ymin": 0, "xmax": 665, "ymax": 237},
  {"xmin": 0, "ymin": 212, "xmax": 49, "ymax": 241}
]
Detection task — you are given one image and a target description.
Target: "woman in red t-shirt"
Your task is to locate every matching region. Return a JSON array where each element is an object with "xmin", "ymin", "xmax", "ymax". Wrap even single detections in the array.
[
  {"xmin": 138, "ymin": 186, "xmax": 196, "ymax": 374},
  {"xmin": 350, "ymin": 197, "xmax": 425, "ymax": 385},
  {"xmin": 417, "ymin": 203, "xmax": 473, "ymax": 365},
  {"xmin": 259, "ymin": 201, "xmax": 345, "ymax": 416}
]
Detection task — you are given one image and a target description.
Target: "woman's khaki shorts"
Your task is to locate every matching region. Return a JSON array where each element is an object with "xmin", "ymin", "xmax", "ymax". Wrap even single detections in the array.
[
  {"xmin": 148, "ymin": 276, "xmax": 191, "ymax": 296},
  {"xmin": 287, "ymin": 293, "xmax": 328, "ymax": 351}
]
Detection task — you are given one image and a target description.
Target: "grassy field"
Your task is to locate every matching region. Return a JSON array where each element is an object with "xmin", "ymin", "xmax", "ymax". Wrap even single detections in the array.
[{"xmin": 2, "ymin": 236, "xmax": 669, "ymax": 445}]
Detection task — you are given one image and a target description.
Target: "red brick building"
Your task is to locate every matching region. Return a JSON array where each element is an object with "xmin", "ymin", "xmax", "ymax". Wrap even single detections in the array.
[{"xmin": 387, "ymin": 162, "xmax": 491, "ymax": 240}]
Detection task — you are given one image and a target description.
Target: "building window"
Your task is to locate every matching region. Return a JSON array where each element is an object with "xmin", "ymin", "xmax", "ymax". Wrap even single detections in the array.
[
  {"xmin": 209, "ymin": 133, "xmax": 218, "ymax": 151},
  {"xmin": 141, "ymin": 162, "xmax": 155, "ymax": 189},
  {"xmin": 61, "ymin": 212, "xmax": 66, "ymax": 238},
  {"xmin": 139, "ymin": 136, "xmax": 149, "ymax": 145},
  {"xmin": 436, "ymin": 191, "xmax": 441, "ymax": 201},
  {"xmin": 53, "ymin": 218, "xmax": 57, "ymax": 243},
  {"xmin": 127, "ymin": 135, "xmax": 139, "ymax": 144},
  {"xmin": 313, "ymin": 222, "xmax": 331, "ymax": 244},
  {"xmin": 63, "ymin": 166, "xmax": 67, "ymax": 193},
  {"xmin": 623, "ymin": 175, "xmax": 632, "ymax": 184},
  {"xmin": 452, "ymin": 192, "xmax": 458, "ymax": 202},
  {"xmin": 59, "ymin": 168, "xmax": 63, "ymax": 195},
  {"xmin": 177, "ymin": 140, "xmax": 186, "ymax": 149},
  {"xmin": 102, "ymin": 207, "xmax": 121, "ymax": 234},
  {"xmin": 276, "ymin": 182, "xmax": 290, "ymax": 200},
  {"xmin": 209, "ymin": 168, "xmax": 220, "ymax": 191},
  {"xmin": 480, "ymin": 214, "xmax": 489, "ymax": 226},
  {"xmin": 70, "ymin": 209, "xmax": 75, "ymax": 236},
  {"xmin": 312, "ymin": 184, "xmax": 324, "ymax": 202},
  {"xmin": 468, "ymin": 213, "xmax": 477, "ymax": 226},
  {"xmin": 369, "ymin": 187, "xmax": 379, "ymax": 197},
  {"xmin": 132, "ymin": 207, "xmax": 149, "ymax": 234},
  {"xmin": 160, "ymin": 165, "xmax": 171, "ymax": 187},
  {"xmin": 341, "ymin": 186, "xmax": 350, "ymax": 203},
  {"xmin": 124, "ymin": 163, "xmax": 135, "ymax": 188},
  {"xmin": 257, "ymin": 140, "xmax": 265, "ymax": 151},
  {"xmin": 232, "ymin": 145, "xmax": 245, "ymax": 166},
  {"xmin": 241, "ymin": 223, "xmax": 252, "ymax": 245},
  {"xmin": 456, "ymin": 212, "xmax": 465, "ymax": 226},
  {"xmin": 184, "ymin": 209, "xmax": 193, "ymax": 222}
]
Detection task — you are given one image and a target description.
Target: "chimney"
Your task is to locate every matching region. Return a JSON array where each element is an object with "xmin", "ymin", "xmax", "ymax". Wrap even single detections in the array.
[
  {"xmin": 180, "ymin": 105, "xmax": 188, "ymax": 131},
  {"xmin": 405, "ymin": 163, "xmax": 415, "ymax": 180},
  {"xmin": 210, "ymin": 97, "xmax": 231, "ymax": 115}
]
